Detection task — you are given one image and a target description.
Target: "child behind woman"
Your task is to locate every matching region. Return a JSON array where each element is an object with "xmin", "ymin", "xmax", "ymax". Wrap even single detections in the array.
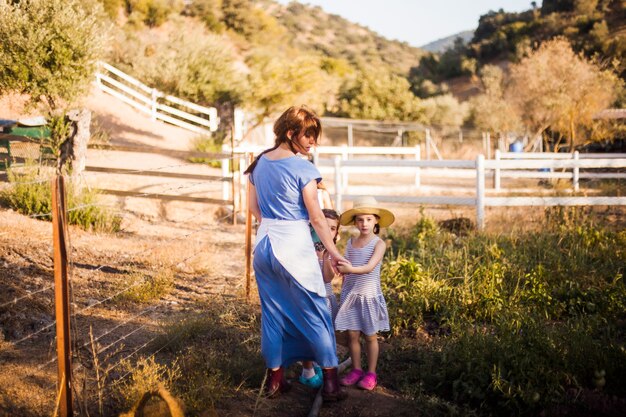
[
  {"xmin": 335, "ymin": 196, "xmax": 394, "ymax": 391},
  {"xmin": 300, "ymin": 208, "xmax": 341, "ymax": 388}
]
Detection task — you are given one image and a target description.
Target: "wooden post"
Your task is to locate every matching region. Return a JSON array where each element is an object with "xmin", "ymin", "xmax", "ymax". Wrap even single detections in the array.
[
  {"xmin": 333, "ymin": 156, "xmax": 342, "ymax": 211},
  {"xmin": 340, "ymin": 145, "xmax": 348, "ymax": 188},
  {"xmin": 244, "ymin": 153, "xmax": 254, "ymax": 302},
  {"xmin": 414, "ymin": 145, "xmax": 421, "ymax": 188},
  {"xmin": 476, "ymin": 155, "xmax": 485, "ymax": 230},
  {"xmin": 52, "ymin": 175, "xmax": 73, "ymax": 417},
  {"xmin": 573, "ymin": 151, "xmax": 580, "ymax": 192},
  {"xmin": 425, "ymin": 129, "xmax": 431, "ymax": 160},
  {"xmin": 150, "ymin": 88, "xmax": 158, "ymax": 121},
  {"xmin": 231, "ymin": 126, "xmax": 237, "ymax": 225},
  {"xmin": 494, "ymin": 149, "xmax": 501, "ymax": 190},
  {"xmin": 347, "ymin": 123, "xmax": 353, "ymax": 148}
]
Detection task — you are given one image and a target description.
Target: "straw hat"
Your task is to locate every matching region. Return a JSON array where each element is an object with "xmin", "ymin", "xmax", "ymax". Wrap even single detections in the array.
[{"xmin": 339, "ymin": 196, "xmax": 395, "ymax": 227}]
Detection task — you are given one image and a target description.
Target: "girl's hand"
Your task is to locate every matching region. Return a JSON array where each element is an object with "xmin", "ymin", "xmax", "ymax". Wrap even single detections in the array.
[
  {"xmin": 336, "ymin": 260, "xmax": 352, "ymax": 274},
  {"xmin": 329, "ymin": 253, "xmax": 349, "ymax": 275}
]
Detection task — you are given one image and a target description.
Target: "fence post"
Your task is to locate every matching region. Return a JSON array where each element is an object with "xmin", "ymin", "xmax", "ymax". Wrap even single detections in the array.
[
  {"xmin": 238, "ymin": 154, "xmax": 246, "ymax": 217},
  {"xmin": 221, "ymin": 157, "xmax": 229, "ymax": 202},
  {"xmin": 414, "ymin": 145, "xmax": 421, "ymax": 188},
  {"xmin": 476, "ymin": 154, "xmax": 485, "ymax": 230},
  {"xmin": 573, "ymin": 151, "xmax": 580, "ymax": 192},
  {"xmin": 425, "ymin": 129, "xmax": 431, "ymax": 161},
  {"xmin": 150, "ymin": 88, "xmax": 158, "ymax": 121},
  {"xmin": 486, "ymin": 132, "xmax": 492, "ymax": 160},
  {"xmin": 52, "ymin": 175, "xmax": 73, "ymax": 417},
  {"xmin": 244, "ymin": 153, "xmax": 254, "ymax": 302},
  {"xmin": 347, "ymin": 123, "xmax": 354, "ymax": 148},
  {"xmin": 334, "ymin": 156, "xmax": 342, "ymax": 211},
  {"xmin": 341, "ymin": 144, "xmax": 348, "ymax": 188},
  {"xmin": 494, "ymin": 149, "xmax": 501, "ymax": 190}
]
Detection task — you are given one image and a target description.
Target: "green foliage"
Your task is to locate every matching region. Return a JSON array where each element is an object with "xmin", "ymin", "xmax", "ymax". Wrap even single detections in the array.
[
  {"xmin": 0, "ymin": 0, "xmax": 107, "ymax": 110},
  {"xmin": 113, "ymin": 20, "xmax": 245, "ymax": 106},
  {"xmin": 336, "ymin": 67, "xmax": 423, "ymax": 121},
  {"xmin": 0, "ymin": 166, "xmax": 121, "ymax": 232},
  {"xmin": 126, "ymin": 0, "xmax": 183, "ymax": 27},
  {"xmin": 380, "ymin": 209, "xmax": 626, "ymax": 415},
  {"xmin": 189, "ymin": 133, "xmax": 225, "ymax": 167},
  {"xmin": 185, "ymin": 0, "xmax": 224, "ymax": 32},
  {"xmin": 245, "ymin": 48, "xmax": 335, "ymax": 118},
  {"xmin": 99, "ymin": 0, "xmax": 123, "ymax": 19}
]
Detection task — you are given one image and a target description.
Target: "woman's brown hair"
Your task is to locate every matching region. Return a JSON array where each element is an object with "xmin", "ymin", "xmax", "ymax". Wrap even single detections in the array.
[{"xmin": 244, "ymin": 106, "xmax": 322, "ymax": 175}]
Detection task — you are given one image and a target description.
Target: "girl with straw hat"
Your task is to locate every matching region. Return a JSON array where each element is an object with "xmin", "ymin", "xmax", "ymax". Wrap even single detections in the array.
[{"xmin": 335, "ymin": 196, "xmax": 395, "ymax": 391}]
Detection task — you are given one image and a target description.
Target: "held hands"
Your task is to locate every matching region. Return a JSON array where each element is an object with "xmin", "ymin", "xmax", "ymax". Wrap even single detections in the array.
[
  {"xmin": 329, "ymin": 252, "xmax": 351, "ymax": 276},
  {"xmin": 336, "ymin": 260, "xmax": 353, "ymax": 275}
]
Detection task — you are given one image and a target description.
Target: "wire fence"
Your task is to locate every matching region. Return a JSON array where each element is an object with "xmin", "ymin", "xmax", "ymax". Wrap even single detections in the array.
[{"xmin": 0, "ymin": 142, "xmax": 253, "ymax": 417}]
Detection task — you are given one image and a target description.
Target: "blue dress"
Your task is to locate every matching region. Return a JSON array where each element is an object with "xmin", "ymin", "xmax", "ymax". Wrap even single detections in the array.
[{"xmin": 250, "ymin": 155, "xmax": 338, "ymax": 368}]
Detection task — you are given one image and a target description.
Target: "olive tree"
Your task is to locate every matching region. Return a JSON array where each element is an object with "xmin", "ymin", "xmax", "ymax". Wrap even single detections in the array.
[
  {"xmin": 0, "ymin": 0, "xmax": 108, "ymax": 110},
  {"xmin": 508, "ymin": 38, "xmax": 622, "ymax": 149}
]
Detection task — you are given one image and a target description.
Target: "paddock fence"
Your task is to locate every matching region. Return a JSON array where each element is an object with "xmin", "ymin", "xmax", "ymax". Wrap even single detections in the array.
[
  {"xmin": 94, "ymin": 62, "xmax": 219, "ymax": 135},
  {"xmin": 228, "ymin": 145, "xmax": 626, "ymax": 229}
]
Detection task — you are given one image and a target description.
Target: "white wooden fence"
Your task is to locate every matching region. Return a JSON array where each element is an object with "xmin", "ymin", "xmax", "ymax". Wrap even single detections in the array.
[
  {"xmin": 226, "ymin": 145, "xmax": 625, "ymax": 229},
  {"xmin": 94, "ymin": 62, "xmax": 219, "ymax": 134},
  {"xmin": 494, "ymin": 150, "xmax": 626, "ymax": 191}
]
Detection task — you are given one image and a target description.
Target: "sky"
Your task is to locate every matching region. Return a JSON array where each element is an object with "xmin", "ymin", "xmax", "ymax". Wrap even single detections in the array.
[{"xmin": 275, "ymin": 0, "xmax": 536, "ymax": 47}]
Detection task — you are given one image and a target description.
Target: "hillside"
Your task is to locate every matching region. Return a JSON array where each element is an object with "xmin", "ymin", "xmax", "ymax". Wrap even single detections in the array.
[{"xmin": 270, "ymin": 1, "xmax": 424, "ymax": 75}]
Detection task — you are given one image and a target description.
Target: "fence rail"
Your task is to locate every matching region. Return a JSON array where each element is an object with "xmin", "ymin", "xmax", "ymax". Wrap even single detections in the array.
[{"xmin": 95, "ymin": 62, "xmax": 219, "ymax": 134}]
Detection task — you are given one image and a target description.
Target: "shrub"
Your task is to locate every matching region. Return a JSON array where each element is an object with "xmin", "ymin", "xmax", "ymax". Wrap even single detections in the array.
[
  {"xmin": 380, "ymin": 210, "xmax": 626, "ymax": 414},
  {"xmin": 0, "ymin": 167, "xmax": 121, "ymax": 232}
]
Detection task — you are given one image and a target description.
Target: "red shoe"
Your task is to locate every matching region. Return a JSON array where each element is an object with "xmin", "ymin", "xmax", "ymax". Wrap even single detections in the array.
[{"xmin": 266, "ymin": 367, "xmax": 291, "ymax": 398}]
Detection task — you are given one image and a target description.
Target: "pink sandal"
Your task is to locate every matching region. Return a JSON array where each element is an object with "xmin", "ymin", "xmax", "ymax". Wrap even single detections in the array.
[
  {"xmin": 357, "ymin": 371, "xmax": 377, "ymax": 390},
  {"xmin": 339, "ymin": 368, "xmax": 364, "ymax": 386}
]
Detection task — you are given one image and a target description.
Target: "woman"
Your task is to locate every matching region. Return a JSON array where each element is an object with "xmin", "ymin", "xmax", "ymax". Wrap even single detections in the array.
[{"xmin": 244, "ymin": 106, "xmax": 348, "ymax": 401}]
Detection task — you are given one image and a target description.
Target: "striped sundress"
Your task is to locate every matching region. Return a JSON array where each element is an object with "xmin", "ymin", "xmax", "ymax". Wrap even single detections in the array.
[{"xmin": 334, "ymin": 236, "xmax": 390, "ymax": 336}]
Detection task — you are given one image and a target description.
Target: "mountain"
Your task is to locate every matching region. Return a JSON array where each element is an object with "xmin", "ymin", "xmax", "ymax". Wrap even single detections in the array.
[{"xmin": 420, "ymin": 30, "xmax": 474, "ymax": 53}]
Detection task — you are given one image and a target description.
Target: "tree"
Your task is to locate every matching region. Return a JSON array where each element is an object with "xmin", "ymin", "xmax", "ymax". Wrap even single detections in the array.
[
  {"xmin": 0, "ymin": 0, "xmax": 108, "ymax": 110},
  {"xmin": 469, "ymin": 65, "xmax": 522, "ymax": 135},
  {"xmin": 419, "ymin": 94, "xmax": 468, "ymax": 132},
  {"xmin": 336, "ymin": 67, "xmax": 423, "ymax": 121},
  {"xmin": 246, "ymin": 49, "xmax": 335, "ymax": 121},
  {"xmin": 508, "ymin": 38, "xmax": 622, "ymax": 149}
]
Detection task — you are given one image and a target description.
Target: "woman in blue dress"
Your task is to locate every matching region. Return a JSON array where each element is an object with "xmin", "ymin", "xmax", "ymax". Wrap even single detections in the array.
[{"xmin": 244, "ymin": 106, "xmax": 348, "ymax": 401}]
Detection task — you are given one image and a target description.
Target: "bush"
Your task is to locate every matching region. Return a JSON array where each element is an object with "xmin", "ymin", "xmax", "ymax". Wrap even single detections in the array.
[
  {"xmin": 380, "ymin": 210, "xmax": 626, "ymax": 415},
  {"xmin": 189, "ymin": 133, "xmax": 225, "ymax": 168},
  {"xmin": 0, "ymin": 167, "xmax": 121, "ymax": 232}
]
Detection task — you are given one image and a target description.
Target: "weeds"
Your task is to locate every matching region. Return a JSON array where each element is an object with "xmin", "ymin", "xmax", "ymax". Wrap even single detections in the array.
[{"xmin": 114, "ymin": 269, "xmax": 175, "ymax": 304}]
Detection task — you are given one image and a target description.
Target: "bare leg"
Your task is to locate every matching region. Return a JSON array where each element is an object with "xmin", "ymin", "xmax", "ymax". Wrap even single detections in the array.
[
  {"xmin": 302, "ymin": 360, "xmax": 314, "ymax": 370},
  {"xmin": 364, "ymin": 334, "xmax": 379, "ymax": 373},
  {"xmin": 347, "ymin": 330, "xmax": 362, "ymax": 370}
]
